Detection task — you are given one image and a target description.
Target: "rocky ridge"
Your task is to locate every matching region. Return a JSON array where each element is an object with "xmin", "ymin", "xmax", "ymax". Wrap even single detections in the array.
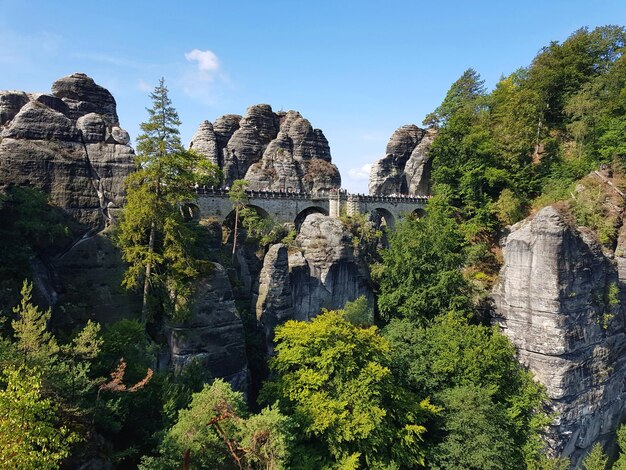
[
  {"xmin": 0, "ymin": 73, "xmax": 134, "ymax": 228},
  {"xmin": 368, "ymin": 124, "xmax": 435, "ymax": 196},
  {"xmin": 190, "ymin": 105, "xmax": 341, "ymax": 192},
  {"xmin": 492, "ymin": 205, "xmax": 626, "ymax": 465}
]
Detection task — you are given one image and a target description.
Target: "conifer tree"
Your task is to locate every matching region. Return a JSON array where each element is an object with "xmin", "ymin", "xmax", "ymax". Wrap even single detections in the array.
[
  {"xmin": 12, "ymin": 280, "xmax": 59, "ymax": 366},
  {"xmin": 118, "ymin": 78, "xmax": 201, "ymax": 322},
  {"xmin": 0, "ymin": 365, "xmax": 78, "ymax": 469}
]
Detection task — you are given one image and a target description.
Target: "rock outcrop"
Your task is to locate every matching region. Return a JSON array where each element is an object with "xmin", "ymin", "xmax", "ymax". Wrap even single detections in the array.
[
  {"xmin": 52, "ymin": 228, "xmax": 141, "ymax": 328},
  {"xmin": 492, "ymin": 206, "xmax": 626, "ymax": 465},
  {"xmin": 190, "ymin": 105, "xmax": 340, "ymax": 192},
  {"xmin": 168, "ymin": 263, "xmax": 249, "ymax": 392},
  {"xmin": 288, "ymin": 213, "xmax": 373, "ymax": 321},
  {"xmin": 368, "ymin": 125, "xmax": 435, "ymax": 196},
  {"xmin": 0, "ymin": 73, "xmax": 135, "ymax": 228},
  {"xmin": 256, "ymin": 244, "xmax": 293, "ymax": 353}
]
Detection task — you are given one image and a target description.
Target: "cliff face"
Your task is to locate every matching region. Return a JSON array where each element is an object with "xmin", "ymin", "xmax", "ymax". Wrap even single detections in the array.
[
  {"xmin": 0, "ymin": 74, "xmax": 139, "ymax": 328},
  {"xmin": 368, "ymin": 125, "xmax": 435, "ymax": 196},
  {"xmin": 190, "ymin": 105, "xmax": 340, "ymax": 192},
  {"xmin": 256, "ymin": 214, "xmax": 374, "ymax": 350},
  {"xmin": 168, "ymin": 264, "xmax": 249, "ymax": 392},
  {"xmin": 0, "ymin": 73, "xmax": 135, "ymax": 229},
  {"xmin": 492, "ymin": 206, "xmax": 626, "ymax": 465}
]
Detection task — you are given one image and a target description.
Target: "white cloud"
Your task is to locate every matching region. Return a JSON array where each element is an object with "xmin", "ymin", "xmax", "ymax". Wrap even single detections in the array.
[
  {"xmin": 184, "ymin": 49, "xmax": 220, "ymax": 80},
  {"xmin": 137, "ymin": 79, "xmax": 153, "ymax": 92},
  {"xmin": 181, "ymin": 48, "xmax": 231, "ymax": 104},
  {"xmin": 348, "ymin": 163, "xmax": 372, "ymax": 181}
]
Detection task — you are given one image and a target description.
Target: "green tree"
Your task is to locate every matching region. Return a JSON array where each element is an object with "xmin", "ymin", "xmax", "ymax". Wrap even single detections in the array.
[
  {"xmin": 12, "ymin": 280, "xmax": 59, "ymax": 366},
  {"xmin": 142, "ymin": 379, "xmax": 293, "ymax": 470},
  {"xmin": 260, "ymin": 309, "xmax": 437, "ymax": 468},
  {"xmin": 118, "ymin": 78, "xmax": 201, "ymax": 322},
  {"xmin": 0, "ymin": 365, "xmax": 78, "ymax": 469},
  {"xmin": 613, "ymin": 424, "xmax": 626, "ymax": 469},
  {"xmin": 384, "ymin": 313, "xmax": 548, "ymax": 467},
  {"xmin": 373, "ymin": 196, "xmax": 473, "ymax": 324},
  {"xmin": 424, "ymin": 68, "xmax": 486, "ymax": 127},
  {"xmin": 430, "ymin": 385, "xmax": 517, "ymax": 469},
  {"xmin": 582, "ymin": 443, "xmax": 608, "ymax": 470},
  {"xmin": 229, "ymin": 179, "xmax": 249, "ymax": 258},
  {"xmin": 195, "ymin": 158, "xmax": 224, "ymax": 188},
  {"xmin": 527, "ymin": 455, "xmax": 570, "ymax": 470}
]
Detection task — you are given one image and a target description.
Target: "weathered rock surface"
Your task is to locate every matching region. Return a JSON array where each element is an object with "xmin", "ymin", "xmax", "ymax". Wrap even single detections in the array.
[
  {"xmin": 256, "ymin": 244, "xmax": 293, "ymax": 353},
  {"xmin": 0, "ymin": 91, "xmax": 30, "ymax": 125},
  {"xmin": 0, "ymin": 73, "xmax": 135, "ymax": 228},
  {"xmin": 51, "ymin": 72, "xmax": 119, "ymax": 125},
  {"xmin": 288, "ymin": 214, "xmax": 373, "ymax": 321},
  {"xmin": 168, "ymin": 263, "xmax": 249, "ymax": 392},
  {"xmin": 52, "ymin": 228, "xmax": 141, "ymax": 328},
  {"xmin": 189, "ymin": 120, "xmax": 219, "ymax": 166},
  {"xmin": 190, "ymin": 105, "xmax": 340, "ymax": 192},
  {"xmin": 492, "ymin": 206, "xmax": 626, "ymax": 465},
  {"xmin": 369, "ymin": 125, "xmax": 435, "ymax": 196}
]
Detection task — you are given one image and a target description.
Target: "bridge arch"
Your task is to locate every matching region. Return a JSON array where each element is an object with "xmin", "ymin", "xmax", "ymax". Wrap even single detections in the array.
[
  {"xmin": 370, "ymin": 208, "xmax": 395, "ymax": 230},
  {"xmin": 412, "ymin": 208, "xmax": 427, "ymax": 219},
  {"xmin": 294, "ymin": 206, "xmax": 328, "ymax": 231}
]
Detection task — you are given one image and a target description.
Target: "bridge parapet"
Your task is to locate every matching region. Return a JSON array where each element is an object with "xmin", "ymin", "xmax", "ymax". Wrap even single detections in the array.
[
  {"xmin": 193, "ymin": 187, "xmax": 429, "ymax": 228},
  {"xmin": 347, "ymin": 193, "xmax": 429, "ymax": 204},
  {"xmin": 195, "ymin": 187, "xmax": 337, "ymax": 200}
]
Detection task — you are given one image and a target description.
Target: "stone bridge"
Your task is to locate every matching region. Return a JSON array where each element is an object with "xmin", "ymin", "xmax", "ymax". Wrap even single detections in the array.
[{"xmin": 192, "ymin": 188, "xmax": 428, "ymax": 229}]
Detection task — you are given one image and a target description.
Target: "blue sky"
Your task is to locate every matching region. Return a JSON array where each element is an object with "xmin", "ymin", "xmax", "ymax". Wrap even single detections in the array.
[{"xmin": 1, "ymin": 0, "xmax": 624, "ymax": 192}]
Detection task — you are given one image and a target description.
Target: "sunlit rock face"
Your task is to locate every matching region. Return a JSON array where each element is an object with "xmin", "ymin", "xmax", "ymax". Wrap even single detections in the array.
[
  {"xmin": 368, "ymin": 124, "xmax": 435, "ymax": 196},
  {"xmin": 492, "ymin": 206, "xmax": 626, "ymax": 466},
  {"xmin": 190, "ymin": 105, "xmax": 340, "ymax": 192},
  {"xmin": 0, "ymin": 72, "xmax": 135, "ymax": 228},
  {"xmin": 288, "ymin": 213, "xmax": 373, "ymax": 321}
]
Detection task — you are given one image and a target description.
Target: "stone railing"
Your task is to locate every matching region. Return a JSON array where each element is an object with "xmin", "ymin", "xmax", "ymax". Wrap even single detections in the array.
[
  {"xmin": 347, "ymin": 193, "xmax": 430, "ymax": 204},
  {"xmin": 195, "ymin": 187, "xmax": 428, "ymax": 203},
  {"xmin": 195, "ymin": 187, "xmax": 338, "ymax": 200}
]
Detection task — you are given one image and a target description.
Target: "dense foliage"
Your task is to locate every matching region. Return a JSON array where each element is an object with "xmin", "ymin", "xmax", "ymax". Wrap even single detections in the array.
[
  {"xmin": 425, "ymin": 26, "xmax": 626, "ymax": 271},
  {"xmin": 260, "ymin": 309, "xmax": 437, "ymax": 469}
]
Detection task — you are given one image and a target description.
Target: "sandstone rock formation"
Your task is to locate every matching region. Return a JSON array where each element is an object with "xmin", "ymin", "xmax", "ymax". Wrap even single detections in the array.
[
  {"xmin": 256, "ymin": 244, "xmax": 293, "ymax": 353},
  {"xmin": 368, "ymin": 125, "xmax": 435, "ymax": 196},
  {"xmin": 288, "ymin": 213, "xmax": 373, "ymax": 321},
  {"xmin": 190, "ymin": 105, "xmax": 340, "ymax": 192},
  {"xmin": 52, "ymin": 228, "xmax": 141, "ymax": 328},
  {"xmin": 492, "ymin": 206, "xmax": 626, "ymax": 465},
  {"xmin": 168, "ymin": 263, "xmax": 249, "ymax": 392},
  {"xmin": 0, "ymin": 73, "xmax": 135, "ymax": 228}
]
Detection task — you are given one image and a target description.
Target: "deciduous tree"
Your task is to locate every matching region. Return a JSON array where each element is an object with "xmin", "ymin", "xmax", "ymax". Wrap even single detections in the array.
[{"xmin": 260, "ymin": 309, "xmax": 437, "ymax": 468}]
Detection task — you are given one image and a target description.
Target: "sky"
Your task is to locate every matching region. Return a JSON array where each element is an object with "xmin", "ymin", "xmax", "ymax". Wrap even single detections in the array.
[{"xmin": 1, "ymin": 0, "xmax": 625, "ymax": 193}]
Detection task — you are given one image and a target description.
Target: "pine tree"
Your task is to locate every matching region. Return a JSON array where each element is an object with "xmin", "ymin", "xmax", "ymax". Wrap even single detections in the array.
[
  {"xmin": 118, "ymin": 78, "xmax": 201, "ymax": 323},
  {"xmin": 12, "ymin": 280, "xmax": 59, "ymax": 366},
  {"xmin": 582, "ymin": 443, "xmax": 608, "ymax": 470}
]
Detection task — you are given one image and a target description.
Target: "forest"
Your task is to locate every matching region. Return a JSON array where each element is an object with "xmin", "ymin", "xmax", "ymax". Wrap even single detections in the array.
[{"xmin": 1, "ymin": 25, "xmax": 626, "ymax": 469}]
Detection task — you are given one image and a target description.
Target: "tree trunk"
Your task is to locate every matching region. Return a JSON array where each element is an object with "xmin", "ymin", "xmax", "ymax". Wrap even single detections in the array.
[
  {"xmin": 142, "ymin": 221, "xmax": 156, "ymax": 323},
  {"xmin": 182, "ymin": 449, "xmax": 190, "ymax": 470},
  {"xmin": 232, "ymin": 205, "xmax": 239, "ymax": 261}
]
